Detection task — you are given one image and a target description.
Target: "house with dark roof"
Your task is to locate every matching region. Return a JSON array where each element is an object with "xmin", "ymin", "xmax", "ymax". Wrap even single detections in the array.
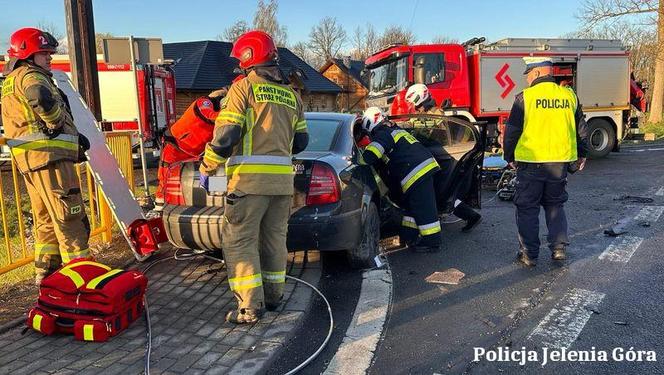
[
  {"xmin": 163, "ymin": 41, "xmax": 342, "ymax": 116},
  {"xmin": 319, "ymin": 57, "xmax": 369, "ymax": 112}
]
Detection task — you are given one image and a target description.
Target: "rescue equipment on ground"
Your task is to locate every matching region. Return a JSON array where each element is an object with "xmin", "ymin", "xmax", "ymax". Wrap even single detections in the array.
[{"xmin": 26, "ymin": 259, "xmax": 148, "ymax": 342}]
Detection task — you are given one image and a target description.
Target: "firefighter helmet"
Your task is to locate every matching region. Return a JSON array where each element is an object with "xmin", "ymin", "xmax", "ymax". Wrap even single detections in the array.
[
  {"xmin": 405, "ymin": 84, "xmax": 431, "ymax": 108},
  {"xmin": 361, "ymin": 107, "xmax": 386, "ymax": 133},
  {"xmin": 231, "ymin": 30, "xmax": 278, "ymax": 69},
  {"xmin": 7, "ymin": 27, "xmax": 58, "ymax": 60}
]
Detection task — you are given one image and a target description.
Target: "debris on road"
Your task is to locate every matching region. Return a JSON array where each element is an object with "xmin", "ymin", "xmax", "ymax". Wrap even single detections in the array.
[
  {"xmin": 613, "ymin": 321, "xmax": 630, "ymax": 326},
  {"xmin": 425, "ymin": 269, "xmax": 466, "ymax": 285},
  {"xmin": 613, "ymin": 195, "xmax": 654, "ymax": 204}
]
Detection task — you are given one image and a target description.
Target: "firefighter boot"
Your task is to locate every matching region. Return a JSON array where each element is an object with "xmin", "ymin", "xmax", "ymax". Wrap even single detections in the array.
[
  {"xmin": 552, "ymin": 247, "xmax": 567, "ymax": 261},
  {"xmin": 226, "ymin": 308, "xmax": 264, "ymax": 324},
  {"xmin": 517, "ymin": 249, "xmax": 537, "ymax": 267}
]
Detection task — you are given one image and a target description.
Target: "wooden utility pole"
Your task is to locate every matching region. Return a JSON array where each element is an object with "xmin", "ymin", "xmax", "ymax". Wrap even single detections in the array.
[{"xmin": 64, "ymin": 0, "xmax": 101, "ymax": 121}]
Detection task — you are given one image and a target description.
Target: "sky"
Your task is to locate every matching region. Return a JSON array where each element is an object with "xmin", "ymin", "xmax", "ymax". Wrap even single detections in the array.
[{"xmin": 0, "ymin": 0, "xmax": 587, "ymax": 53}]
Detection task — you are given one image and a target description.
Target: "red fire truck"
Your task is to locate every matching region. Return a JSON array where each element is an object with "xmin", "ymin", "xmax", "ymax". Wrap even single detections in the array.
[
  {"xmin": 0, "ymin": 54, "xmax": 177, "ymax": 150},
  {"xmin": 365, "ymin": 38, "xmax": 648, "ymax": 158}
]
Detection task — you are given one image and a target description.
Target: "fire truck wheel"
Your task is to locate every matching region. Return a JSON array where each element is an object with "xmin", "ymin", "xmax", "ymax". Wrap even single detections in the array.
[{"xmin": 587, "ymin": 119, "xmax": 615, "ymax": 159}]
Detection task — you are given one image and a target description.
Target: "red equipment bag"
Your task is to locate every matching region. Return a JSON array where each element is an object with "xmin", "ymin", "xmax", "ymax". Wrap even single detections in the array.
[{"xmin": 27, "ymin": 259, "xmax": 147, "ymax": 342}]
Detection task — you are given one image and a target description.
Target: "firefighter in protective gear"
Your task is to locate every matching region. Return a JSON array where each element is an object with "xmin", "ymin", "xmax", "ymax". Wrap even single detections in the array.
[
  {"xmin": 199, "ymin": 30, "xmax": 309, "ymax": 324},
  {"xmin": 1, "ymin": 27, "xmax": 90, "ymax": 284},
  {"xmin": 360, "ymin": 107, "xmax": 442, "ymax": 253},
  {"xmin": 503, "ymin": 57, "xmax": 589, "ymax": 267},
  {"xmin": 405, "ymin": 83, "xmax": 482, "ymax": 233}
]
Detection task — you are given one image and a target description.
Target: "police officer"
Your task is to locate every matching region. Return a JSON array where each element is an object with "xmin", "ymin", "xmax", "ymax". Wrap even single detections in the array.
[
  {"xmin": 405, "ymin": 83, "xmax": 482, "ymax": 233},
  {"xmin": 1, "ymin": 27, "xmax": 90, "ymax": 284},
  {"xmin": 360, "ymin": 107, "xmax": 442, "ymax": 253},
  {"xmin": 503, "ymin": 57, "xmax": 589, "ymax": 267},
  {"xmin": 199, "ymin": 30, "xmax": 309, "ymax": 324}
]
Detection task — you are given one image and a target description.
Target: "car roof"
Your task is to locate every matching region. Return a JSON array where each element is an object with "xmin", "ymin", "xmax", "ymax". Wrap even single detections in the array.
[{"xmin": 304, "ymin": 112, "xmax": 357, "ymax": 122}]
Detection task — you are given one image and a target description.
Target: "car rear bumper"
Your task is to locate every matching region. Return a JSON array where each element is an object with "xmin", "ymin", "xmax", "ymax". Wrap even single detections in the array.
[
  {"xmin": 287, "ymin": 207, "xmax": 363, "ymax": 252},
  {"xmin": 161, "ymin": 203, "xmax": 363, "ymax": 252}
]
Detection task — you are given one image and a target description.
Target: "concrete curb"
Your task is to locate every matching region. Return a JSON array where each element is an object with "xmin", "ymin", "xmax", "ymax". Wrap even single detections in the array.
[{"xmin": 227, "ymin": 251, "xmax": 323, "ymax": 375}]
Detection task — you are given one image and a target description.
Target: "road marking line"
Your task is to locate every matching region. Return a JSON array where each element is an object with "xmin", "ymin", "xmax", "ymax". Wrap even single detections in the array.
[
  {"xmin": 527, "ymin": 288, "xmax": 605, "ymax": 349},
  {"xmin": 634, "ymin": 205, "xmax": 664, "ymax": 222},
  {"xmin": 656, "ymin": 187, "xmax": 664, "ymax": 196},
  {"xmin": 323, "ymin": 268, "xmax": 392, "ymax": 375},
  {"xmin": 624, "ymin": 147, "xmax": 664, "ymax": 153},
  {"xmin": 598, "ymin": 236, "xmax": 643, "ymax": 263}
]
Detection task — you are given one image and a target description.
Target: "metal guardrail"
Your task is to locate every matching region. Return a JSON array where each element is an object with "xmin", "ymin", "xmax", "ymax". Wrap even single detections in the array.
[{"xmin": 0, "ymin": 132, "xmax": 135, "ymax": 277}]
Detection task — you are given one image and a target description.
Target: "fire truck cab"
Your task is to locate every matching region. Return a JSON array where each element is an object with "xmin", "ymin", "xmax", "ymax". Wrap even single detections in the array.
[{"xmin": 365, "ymin": 38, "xmax": 647, "ymax": 158}]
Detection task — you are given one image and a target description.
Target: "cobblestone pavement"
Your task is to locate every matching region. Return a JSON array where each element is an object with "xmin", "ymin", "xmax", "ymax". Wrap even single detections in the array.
[{"xmin": 0, "ymin": 249, "xmax": 321, "ymax": 375}]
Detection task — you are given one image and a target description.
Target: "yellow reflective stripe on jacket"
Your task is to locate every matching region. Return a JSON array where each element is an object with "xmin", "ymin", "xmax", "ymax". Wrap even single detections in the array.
[
  {"xmin": 402, "ymin": 216, "xmax": 418, "ymax": 229},
  {"xmin": 8, "ymin": 133, "xmax": 79, "ymax": 155},
  {"xmin": 295, "ymin": 120, "xmax": 307, "ymax": 132},
  {"xmin": 35, "ymin": 243, "xmax": 59, "ymax": 256},
  {"xmin": 401, "ymin": 158, "xmax": 439, "ymax": 192},
  {"xmin": 217, "ymin": 110, "xmax": 246, "ymax": 125},
  {"xmin": 40, "ymin": 105, "xmax": 62, "ymax": 123},
  {"xmin": 419, "ymin": 221, "xmax": 441, "ymax": 236},
  {"xmin": 228, "ymin": 273, "xmax": 263, "ymax": 291},
  {"xmin": 365, "ymin": 142, "xmax": 384, "ymax": 159},
  {"xmin": 83, "ymin": 324, "xmax": 94, "ymax": 341},
  {"xmin": 242, "ymin": 108, "xmax": 256, "ymax": 156},
  {"xmin": 33, "ymin": 314, "xmax": 43, "ymax": 332},
  {"xmin": 263, "ymin": 270, "xmax": 286, "ymax": 283},
  {"xmin": 516, "ymin": 82, "xmax": 578, "ymax": 162},
  {"xmin": 391, "ymin": 129, "xmax": 418, "ymax": 144},
  {"xmin": 203, "ymin": 144, "xmax": 226, "ymax": 164},
  {"xmin": 226, "ymin": 164, "xmax": 294, "ymax": 176},
  {"xmin": 60, "ymin": 248, "xmax": 91, "ymax": 263},
  {"xmin": 86, "ymin": 269, "xmax": 124, "ymax": 289}
]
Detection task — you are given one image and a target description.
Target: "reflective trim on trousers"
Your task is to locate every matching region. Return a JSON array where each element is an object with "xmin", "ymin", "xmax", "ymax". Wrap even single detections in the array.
[
  {"xmin": 402, "ymin": 215, "xmax": 418, "ymax": 229},
  {"xmin": 401, "ymin": 158, "xmax": 439, "ymax": 192},
  {"xmin": 419, "ymin": 221, "xmax": 442, "ymax": 236},
  {"xmin": 263, "ymin": 270, "xmax": 286, "ymax": 283},
  {"xmin": 228, "ymin": 273, "xmax": 263, "ymax": 291},
  {"xmin": 35, "ymin": 243, "xmax": 59, "ymax": 256},
  {"xmin": 227, "ymin": 155, "xmax": 292, "ymax": 166},
  {"xmin": 60, "ymin": 248, "xmax": 91, "ymax": 263}
]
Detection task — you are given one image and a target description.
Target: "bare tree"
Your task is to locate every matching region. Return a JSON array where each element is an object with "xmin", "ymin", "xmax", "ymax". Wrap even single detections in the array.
[
  {"xmin": 253, "ymin": 0, "xmax": 288, "ymax": 47},
  {"xmin": 308, "ymin": 16, "xmax": 347, "ymax": 64},
  {"xmin": 578, "ymin": 0, "xmax": 662, "ymax": 123},
  {"xmin": 291, "ymin": 40, "xmax": 321, "ymax": 68},
  {"xmin": 351, "ymin": 25, "xmax": 378, "ymax": 60},
  {"xmin": 378, "ymin": 25, "xmax": 416, "ymax": 47},
  {"xmin": 431, "ymin": 35, "xmax": 458, "ymax": 44},
  {"xmin": 95, "ymin": 32, "xmax": 114, "ymax": 53},
  {"xmin": 218, "ymin": 20, "xmax": 249, "ymax": 43}
]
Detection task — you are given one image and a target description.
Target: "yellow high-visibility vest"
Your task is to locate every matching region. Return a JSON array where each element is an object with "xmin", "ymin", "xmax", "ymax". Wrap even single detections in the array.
[{"xmin": 515, "ymin": 82, "xmax": 578, "ymax": 162}]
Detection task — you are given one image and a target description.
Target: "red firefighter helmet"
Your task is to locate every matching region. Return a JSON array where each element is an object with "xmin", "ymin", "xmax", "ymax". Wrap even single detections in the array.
[
  {"xmin": 7, "ymin": 27, "xmax": 58, "ymax": 60},
  {"xmin": 231, "ymin": 30, "xmax": 278, "ymax": 69}
]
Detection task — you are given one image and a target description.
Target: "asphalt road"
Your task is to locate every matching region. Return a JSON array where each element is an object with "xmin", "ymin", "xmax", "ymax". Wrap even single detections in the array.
[{"xmin": 275, "ymin": 143, "xmax": 664, "ymax": 375}]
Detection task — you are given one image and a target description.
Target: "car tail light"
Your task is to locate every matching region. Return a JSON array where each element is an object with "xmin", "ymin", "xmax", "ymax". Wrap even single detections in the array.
[{"xmin": 306, "ymin": 163, "xmax": 340, "ymax": 206}]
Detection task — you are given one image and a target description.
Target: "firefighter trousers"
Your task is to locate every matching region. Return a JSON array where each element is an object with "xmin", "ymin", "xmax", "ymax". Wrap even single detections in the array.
[
  {"xmin": 399, "ymin": 176, "xmax": 442, "ymax": 248},
  {"xmin": 221, "ymin": 192, "xmax": 291, "ymax": 310},
  {"xmin": 23, "ymin": 160, "xmax": 90, "ymax": 277}
]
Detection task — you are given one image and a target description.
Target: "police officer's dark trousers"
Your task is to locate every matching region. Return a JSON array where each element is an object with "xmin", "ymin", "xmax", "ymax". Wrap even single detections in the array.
[
  {"xmin": 514, "ymin": 162, "xmax": 569, "ymax": 259},
  {"xmin": 400, "ymin": 176, "xmax": 442, "ymax": 247}
]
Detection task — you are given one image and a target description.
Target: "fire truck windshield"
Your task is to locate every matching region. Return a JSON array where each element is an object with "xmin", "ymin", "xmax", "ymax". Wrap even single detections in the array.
[{"xmin": 369, "ymin": 56, "xmax": 408, "ymax": 96}]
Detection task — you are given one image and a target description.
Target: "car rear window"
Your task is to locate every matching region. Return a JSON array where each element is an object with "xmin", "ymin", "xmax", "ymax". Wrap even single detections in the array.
[{"xmin": 303, "ymin": 119, "xmax": 342, "ymax": 151}]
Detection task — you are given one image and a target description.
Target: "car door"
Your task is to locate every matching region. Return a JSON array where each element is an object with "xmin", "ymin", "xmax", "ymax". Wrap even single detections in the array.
[{"xmin": 394, "ymin": 114, "xmax": 486, "ymax": 214}]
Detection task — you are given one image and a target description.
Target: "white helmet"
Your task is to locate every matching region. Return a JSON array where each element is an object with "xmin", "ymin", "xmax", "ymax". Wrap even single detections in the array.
[
  {"xmin": 361, "ymin": 107, "xmax": 386, "ymax": 132},
  {"xmin": 405, "ymin": 84, "xmax": 431, "ymax": 107}
]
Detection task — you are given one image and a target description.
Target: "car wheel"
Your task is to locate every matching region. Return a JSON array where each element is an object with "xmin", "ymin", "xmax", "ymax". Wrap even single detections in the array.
[
  {"xmin": 587, "ymin": 119, "xmax": 616, "ymax": 159},
  {"xmin": 347, "ymin": 202, "xmax": 380, "ymax": 269}
]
